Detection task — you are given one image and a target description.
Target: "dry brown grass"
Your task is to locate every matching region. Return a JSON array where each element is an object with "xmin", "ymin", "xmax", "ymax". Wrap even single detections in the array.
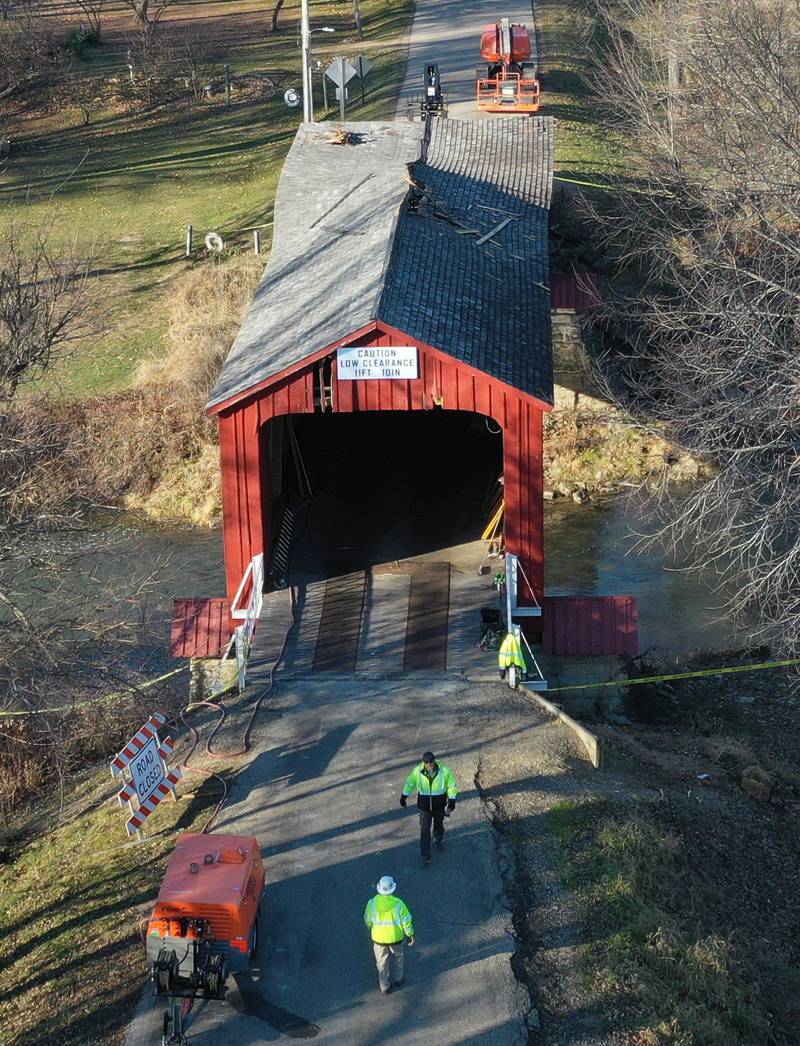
[
  {"xmin": 136, "ymin": 255, "xmax": 263, "ymax": 401},
  {"xmin": 550, "ymin": 796, "xmax": 800, "ymax": 1045},
  {"xmin": 0, "ymin": 258, "xmax": 261, "ymax": 528},
  {"xmin": 125, "ymin": 256, "xmax": 262, "ymax": 522},
  {"xmin": 124, "ymin": 440, "xmax": 222, "ymax": 526}
]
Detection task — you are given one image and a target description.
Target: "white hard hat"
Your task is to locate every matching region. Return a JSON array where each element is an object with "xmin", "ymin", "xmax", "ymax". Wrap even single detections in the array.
[{"xmin": 377, "ymin": 875, "xmax": 396, "ymax": 895}]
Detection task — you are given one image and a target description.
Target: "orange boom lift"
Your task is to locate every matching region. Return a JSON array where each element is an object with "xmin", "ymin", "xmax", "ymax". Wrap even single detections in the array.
[{"xmin": 476, "ymin": 17, "xmax": 541, "ymax": 113}]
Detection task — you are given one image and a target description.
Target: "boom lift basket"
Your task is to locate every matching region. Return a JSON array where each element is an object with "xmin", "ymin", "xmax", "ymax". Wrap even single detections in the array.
[{"xmin": 475, "ymin": 18, "xmax": 541, "ymax": 113}]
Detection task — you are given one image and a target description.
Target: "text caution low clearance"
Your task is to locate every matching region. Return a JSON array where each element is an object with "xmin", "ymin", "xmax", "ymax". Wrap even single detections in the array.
[{"xmin": 337, "ymin": 345, "xmax": 418, "ymax": 381}]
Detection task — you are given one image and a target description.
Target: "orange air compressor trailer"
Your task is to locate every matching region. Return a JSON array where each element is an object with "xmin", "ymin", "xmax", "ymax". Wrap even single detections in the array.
[
  {"xmin": 476, "ymin": 18, "xmax": 541, "ymax": 113},
  {"xmin": 146, "ymin": 833, "xmax": 264, "ymax": 1044}
]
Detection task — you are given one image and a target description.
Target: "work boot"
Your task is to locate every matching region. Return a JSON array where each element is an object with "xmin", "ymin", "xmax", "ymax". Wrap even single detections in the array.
[
  {"xmin": 422, "ymin": 853, "xmax": 431, "ymax": 866},
  {"xmin": 434, "ymin": 837, "xmax": 444, "ymax": 852}
]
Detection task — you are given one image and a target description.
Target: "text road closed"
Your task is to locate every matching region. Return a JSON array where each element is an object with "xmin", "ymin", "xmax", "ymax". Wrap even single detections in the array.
[{"xmin": 130, "ymin": 736, "xmax": 166, "ymax": 804}]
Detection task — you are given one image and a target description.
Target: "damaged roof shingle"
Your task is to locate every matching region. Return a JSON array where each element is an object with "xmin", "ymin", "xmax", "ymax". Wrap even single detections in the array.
[{"xmin": 207, "ymin": 118, "xmax": 554, "ymax": 411}]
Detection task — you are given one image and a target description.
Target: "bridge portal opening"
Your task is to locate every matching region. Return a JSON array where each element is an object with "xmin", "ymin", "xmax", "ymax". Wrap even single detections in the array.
[{"xmin": 269, "ymin": 410, "xmax": 503, "ymax": 578}]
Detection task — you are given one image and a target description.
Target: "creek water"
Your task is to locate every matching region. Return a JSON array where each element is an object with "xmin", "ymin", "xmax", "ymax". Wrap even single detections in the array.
[
  {"xmin": 3, "ymin": 518, "xmax": 227, "ymax": 679},
  {"xmin": 545, "ymin": 495, "xmax": 738, "ymax": 659},
  {"xmin": 5, "ymin": 494, "xmax": 737, "ymax": 682}
]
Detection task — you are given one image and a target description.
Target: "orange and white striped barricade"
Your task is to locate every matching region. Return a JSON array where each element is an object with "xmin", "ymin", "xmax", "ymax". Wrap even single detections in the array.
[{"xmin": 110, "ymin": 712, "xmax": 181, "ymax": 838}]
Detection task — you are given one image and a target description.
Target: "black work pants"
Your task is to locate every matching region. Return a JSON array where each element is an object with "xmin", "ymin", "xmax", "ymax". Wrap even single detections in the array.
[{"xmin": 419, "ymin": 808, "xmax": 445, "ymax": 857}]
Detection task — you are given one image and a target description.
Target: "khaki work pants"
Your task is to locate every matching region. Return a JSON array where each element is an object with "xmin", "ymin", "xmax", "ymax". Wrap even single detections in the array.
[{"xmin": 372, "ymin": 940, "xmax": 405, "ymax": 992}]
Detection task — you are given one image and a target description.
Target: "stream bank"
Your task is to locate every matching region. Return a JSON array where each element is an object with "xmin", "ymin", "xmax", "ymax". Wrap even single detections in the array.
[{"xmin": 479, "ymin": 656, "xmax": 800, "ymax": 1046}]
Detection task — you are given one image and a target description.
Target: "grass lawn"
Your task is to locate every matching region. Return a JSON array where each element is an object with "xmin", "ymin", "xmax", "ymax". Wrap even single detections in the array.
[
  {"xmin": 536, "ymin": 0, "xmax": 626, "ymax": 180},
  {"xmin": 547, "ymin": 790, "xmax": 800, "ymax": 1045},
  {"xmin": 0, "ymin": 758, "xmax": 233, "ymax": 1046},
  {"xmin": 2, "ymin": 0, "xmax": 413, "ymax": 396}
]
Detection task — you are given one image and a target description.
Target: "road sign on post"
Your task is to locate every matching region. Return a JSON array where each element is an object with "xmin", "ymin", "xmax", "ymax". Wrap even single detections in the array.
[
  {"xmin": 110, "ymin": 712, "xmax": 181, "ymax": 837},
  {"xmin": 338, "ymin": 55, "xmax": 347, "ymax": 118},
  {"xmin": 325, "ymin": 56, "xmax": 357, "ymax": 118},
  {"xmin": 324, "ymin": 57, "xmax": 357, "ymax": 88},
  {"xmin": 354, "ymin": 55, "xmax": 373, "ymax": 105},
  {"xmin": 129, "ymin": 734, "xmax": 166, "ymax": 804}
]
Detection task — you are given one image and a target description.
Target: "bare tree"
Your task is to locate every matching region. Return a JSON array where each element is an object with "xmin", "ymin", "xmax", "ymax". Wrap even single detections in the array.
[
  {"xmin": 126, "ymin": 24, "xmax": 169, "ymax": 104},
  {"xmin": 64, "ymin": 73, "xmax": 102, "ymax": 125},
  {"xmin": 169, "ymin": 30, "xmax": 225, "ymax": 106},
  {"xmin": 0, "ymin": 13, "xmax": 66, "ymax": 103},
  {"xmin": 74, "ymin": 0, "xmax": 106, "ymax": 37},
  {"xmin": 270, "ymin": 0, "xmax": 286, "ymax": 32},
  {"xmin": 585, "ymin": 0, "xmax": 800, "ymax": 653},
  {"xmin": 120, "ymin": 0, "xmax": 176, "ymax": 28},
  {"xmin": 0, "ymin": 226, "xmax": 94, "ymax": 401}
]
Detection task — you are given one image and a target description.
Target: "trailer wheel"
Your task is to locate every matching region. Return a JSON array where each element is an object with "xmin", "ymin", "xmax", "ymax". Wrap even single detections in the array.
[
  {"xmin": 205, "ymin": 953, "xmax": 224, "ymax": 998},
  {"xmin": 248, "ymin": 908, "xmax": 260, "ymax": 961}
]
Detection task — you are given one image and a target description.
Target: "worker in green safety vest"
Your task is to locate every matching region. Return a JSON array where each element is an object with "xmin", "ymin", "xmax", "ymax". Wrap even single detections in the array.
[
  {"xmin": 498, "ymin": 631, "xmax": 527, "ymax": 681},
  {"xmin": 363, "ymin": 876, "xmax": 415, "ymax": 994},
  {"xmin": 400, "ymin": 751, "xmax": 458, "ymax": 865}
]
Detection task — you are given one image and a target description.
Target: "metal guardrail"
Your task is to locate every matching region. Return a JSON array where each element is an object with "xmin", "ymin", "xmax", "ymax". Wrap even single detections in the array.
[
  {"xmin": 225, "ymin": 553, "xmax": 265, "ymax": 692},
  {"xmin": 503, "ymin": 552, "xmax": 547, "ymax": 691},
  {"xmin": 505, "ymin": 553, "xmax": 541, "ymax": 620},
  {"xmin": 517, "ymin": 625, "xmax": 547, "ymax": 691}
]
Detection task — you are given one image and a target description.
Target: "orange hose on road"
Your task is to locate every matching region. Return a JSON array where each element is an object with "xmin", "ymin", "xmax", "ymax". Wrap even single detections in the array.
[{"xmin": 176, "ymin": 586, "xmax": 298, "ymax": 834}]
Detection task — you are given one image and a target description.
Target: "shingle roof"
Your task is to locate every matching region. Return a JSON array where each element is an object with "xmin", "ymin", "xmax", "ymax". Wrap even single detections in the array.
[{"xmin": 208, "ymin": 118, "xmax": 554, "ymax": 411}]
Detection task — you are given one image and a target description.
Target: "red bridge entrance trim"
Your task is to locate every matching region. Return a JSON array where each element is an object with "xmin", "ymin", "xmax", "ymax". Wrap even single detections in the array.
[
  {"xmin": 171, "ymin": 598, "xmax": 232, "ymax": 659},
  {"xmin": 542, "ymin": 596, "xmax": 639, "ymax": 656}
]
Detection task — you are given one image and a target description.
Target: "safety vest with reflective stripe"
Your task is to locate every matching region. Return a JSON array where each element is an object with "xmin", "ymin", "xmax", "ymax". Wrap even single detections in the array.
[
  {"xmin": 364, "ymin": 895, "xmax": 414, "ymax": 944},
  {"xmin": 402, "ymin": 762, "xmax": 458, "ymax": 804},
  {"xmin": 498, "ymin": 632, "xmax": 527, "ymax": 672}
]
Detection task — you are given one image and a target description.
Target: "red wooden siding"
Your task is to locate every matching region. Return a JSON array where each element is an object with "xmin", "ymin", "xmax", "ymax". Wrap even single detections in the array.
[
  {"xmin": 217, "ymin": 322, "xmax": 550, "ymax": 611},
  {"xmin": 550, "ymin": 272, "xmax": 601, "ymax": 311},
  {"xmin": 541, "ymin": 596, "xmax": 639, "ymax": 656},
  {"xmin": 503, "ymin": 399, "xmax": 544, "ymax": 604},
  {"xmin": 219, "ymin": 401, "xmax": 269, "ymax": 614},
  {"xmin": 171, "ymin": 598, "xmax": 232, "ymax": 658}
]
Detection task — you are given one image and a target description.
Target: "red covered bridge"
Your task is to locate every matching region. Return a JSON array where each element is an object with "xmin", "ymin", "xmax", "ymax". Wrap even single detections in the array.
[
  {"xmin": 208, "ymin": 119, "xmax": 553, "ymax": 620},
  {"xmin": 171, "ymin": 118, "xmax": 637, "ymax": 668}
]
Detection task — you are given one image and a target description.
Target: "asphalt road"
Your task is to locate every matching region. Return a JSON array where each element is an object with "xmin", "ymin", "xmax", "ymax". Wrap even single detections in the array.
[
  {"xmin": 124, "ymin": 0, "xmax": 548, "ymax": 1041},
  {"xmin": 397, "ymin": 0, "xmax": 538, "ymax": 119},
  {"xmin": 125, "ymin": 672, "xmax": 547, "ymax": 1045}
]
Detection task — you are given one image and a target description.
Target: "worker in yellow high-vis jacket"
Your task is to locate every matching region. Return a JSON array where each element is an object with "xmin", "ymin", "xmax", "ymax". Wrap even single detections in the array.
[
  {"xmin": 400, "ymin": 751, "xmax": 458, "ymax": 865},
  {"xmin": 498, "ymin": 631, "xmax": 527, "ymax": 681},
  {"xmin": 363, "ymin": 876, "xmax": 415, "ymax": 994}
]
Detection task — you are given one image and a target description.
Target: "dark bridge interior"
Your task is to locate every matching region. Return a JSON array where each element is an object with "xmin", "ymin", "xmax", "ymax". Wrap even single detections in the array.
[{"xmin": 279, "ymin": 410, "xmax": 503, "ymax": 579}]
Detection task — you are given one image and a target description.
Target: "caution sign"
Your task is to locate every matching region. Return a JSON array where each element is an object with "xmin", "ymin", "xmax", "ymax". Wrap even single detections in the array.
[{"xmin": 337, "ymin": 345, "xmax": 418, "ymax": 381}]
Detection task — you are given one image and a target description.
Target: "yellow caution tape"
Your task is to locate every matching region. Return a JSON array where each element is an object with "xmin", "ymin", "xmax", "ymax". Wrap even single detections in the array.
[
  {"xmin": 0, "ymin": 665, "xmax": 190, "ymax": 718},
  {"xmin": 553, "ymin": 175, "xmax": 674, "ymax": 197},
  {"xmin": 546, "ymin": 657, "xmax": 800, "ymax": 693}
]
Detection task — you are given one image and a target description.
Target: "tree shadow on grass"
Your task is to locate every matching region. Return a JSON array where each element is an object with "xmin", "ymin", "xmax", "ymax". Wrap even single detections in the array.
[
  {"xmin": 12, "ymin": 977, "xmax": 145, "ymax": 1046},
  {"xmin": 0, "ymin": 854, "xmax": 162, "ymax": 948}
]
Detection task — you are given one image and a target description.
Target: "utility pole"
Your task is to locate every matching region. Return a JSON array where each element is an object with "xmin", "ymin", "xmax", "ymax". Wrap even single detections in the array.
[
  {"xmin": 339, "ymin": 55, "xmax": 346, "ymax": 120},
  {"xmin": 300, "ymin": 0, "xmax": 313, "ymax": 122}
]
